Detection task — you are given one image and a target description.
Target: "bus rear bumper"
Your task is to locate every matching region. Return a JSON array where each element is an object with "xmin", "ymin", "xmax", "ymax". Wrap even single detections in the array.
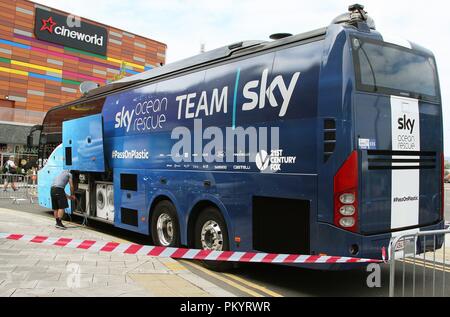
[
  {"xmin": 236, "ymin": 221, "xmax": 445, "ymax": 271},
  {"xmin": 313, "ymin": 220, "xmax": 445, "ymax": 261},
  {"xmin": 286, "ymin": 220, "xmax": 446, "ymax": 270}
]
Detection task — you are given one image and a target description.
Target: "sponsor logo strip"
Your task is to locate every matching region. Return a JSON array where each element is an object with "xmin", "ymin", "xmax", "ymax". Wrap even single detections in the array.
[
  {"xmin": 1, "ymin": 233, "xmax": 382, "ymax": 264},
  {"xmin": 390, "ymin": 96, "xmax": 421, "ymax": 229}
]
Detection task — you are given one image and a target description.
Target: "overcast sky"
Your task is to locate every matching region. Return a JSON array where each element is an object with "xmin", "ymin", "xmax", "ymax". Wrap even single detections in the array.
[{"xmin": 34, "ymin": 0, "xmax": 450, "ymax": 155}]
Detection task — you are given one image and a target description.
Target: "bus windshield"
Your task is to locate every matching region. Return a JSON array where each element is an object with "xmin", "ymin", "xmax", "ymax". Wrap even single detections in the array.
[
  {"xmin": 352, "ymin": 37, "xmax": 439, "ymax": 102},
  {"xmin": 39, "ymin": 98, "xmax": 105, "ymax": 163}
]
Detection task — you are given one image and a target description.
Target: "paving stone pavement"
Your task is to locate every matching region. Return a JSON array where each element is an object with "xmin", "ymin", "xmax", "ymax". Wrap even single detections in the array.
[{"xmin": 0, "ymin": 207, "xmax": 234, "ymax": 297}]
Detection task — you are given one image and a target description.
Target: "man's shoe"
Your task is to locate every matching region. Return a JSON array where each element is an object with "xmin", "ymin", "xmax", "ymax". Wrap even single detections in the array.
[{"xmin": 55, "ymin": 222, "xmax": 67, "ymax": 230}]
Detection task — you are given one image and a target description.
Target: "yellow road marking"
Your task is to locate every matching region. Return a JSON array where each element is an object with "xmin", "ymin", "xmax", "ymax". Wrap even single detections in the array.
[
  {"xmin": 401, "ymin": 258, "xmax": 450, "ymax": 273},
  {"xmin": 179, "ymin": 260, "xmax": 264, "ymax": 297},
  {"xmin": 222, "ymin": 272, "xmax": 283, "ymax": 297},
  {"xmin": 165, "ymin": 262, "xmax": 188, "ymax": 271}
]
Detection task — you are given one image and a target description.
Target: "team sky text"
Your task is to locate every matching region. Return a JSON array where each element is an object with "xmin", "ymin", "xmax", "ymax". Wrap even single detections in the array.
[
  {"xmin": 114, "ymin": 69, "xmax": 301, "ymax": 132},
  {"xmin": 176, "ymin": 69, "xmax": 301, "ymax": 120}
]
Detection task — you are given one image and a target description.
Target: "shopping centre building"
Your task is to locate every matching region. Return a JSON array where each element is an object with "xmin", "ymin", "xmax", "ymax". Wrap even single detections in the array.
[{"xmin": 0, "ymin": 0, "xmax": 166, "ymax": 168}]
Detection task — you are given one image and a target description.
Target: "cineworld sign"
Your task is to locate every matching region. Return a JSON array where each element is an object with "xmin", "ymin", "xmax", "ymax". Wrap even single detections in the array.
[{"xmin": 34, "ymin": 8, "xmax": 108, "ymax": 56}]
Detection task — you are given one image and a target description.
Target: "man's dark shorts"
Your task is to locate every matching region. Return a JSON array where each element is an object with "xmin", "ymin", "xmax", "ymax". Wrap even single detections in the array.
[{"xmin": 50, "ymin": 187, "xmax": 68, "ymax": 210}]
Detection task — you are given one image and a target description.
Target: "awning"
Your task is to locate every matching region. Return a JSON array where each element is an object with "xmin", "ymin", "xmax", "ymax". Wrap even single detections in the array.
[{"xmin": 0, "ymin": 123, "xmax": 33, "ymax": 145}]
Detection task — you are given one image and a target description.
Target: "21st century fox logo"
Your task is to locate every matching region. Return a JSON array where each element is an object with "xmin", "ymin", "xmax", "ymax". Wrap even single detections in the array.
[
  {"xmin": 255, "ymin": 150, "xmax": 296, "ymax": 173},
  {"xmin": 40, "ymin": 15, "xmax": 104, "ymax": 47}
]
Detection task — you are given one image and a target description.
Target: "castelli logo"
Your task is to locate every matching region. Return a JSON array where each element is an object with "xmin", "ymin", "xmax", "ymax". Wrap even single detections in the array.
[{"xmin": 40, "ymin": 16, "xmax": 57, "ymax": 33}]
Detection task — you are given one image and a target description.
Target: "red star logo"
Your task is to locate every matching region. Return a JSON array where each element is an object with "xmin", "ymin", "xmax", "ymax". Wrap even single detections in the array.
[{"xmin": 40, "ymin": 16, "xmax": 57, "ymax": 33}]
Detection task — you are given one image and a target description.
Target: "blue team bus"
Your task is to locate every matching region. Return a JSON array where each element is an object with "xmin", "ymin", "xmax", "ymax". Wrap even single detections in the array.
[{"xmin": 29, "ymin": 4, "xmax": 445, "ymax": 269}]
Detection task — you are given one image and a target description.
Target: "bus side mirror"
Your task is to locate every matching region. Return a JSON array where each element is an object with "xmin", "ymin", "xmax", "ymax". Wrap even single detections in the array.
[{"xmin": 27, "ymin": 135, "xmax": 33, "ymax": 148}]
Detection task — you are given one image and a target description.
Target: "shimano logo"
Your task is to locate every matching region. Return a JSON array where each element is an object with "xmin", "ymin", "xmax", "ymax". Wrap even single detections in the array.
[
  {"xmin": 112, "ymin": 150, "xmax": 149, "ymax": 160},
  {"xmin": 393, "ymin": 196, "xmax": 419, "ymax": 203}
]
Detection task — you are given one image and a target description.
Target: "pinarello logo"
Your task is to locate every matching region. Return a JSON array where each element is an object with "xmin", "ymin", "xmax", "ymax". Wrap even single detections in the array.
[{"xmin": 40, "ymin": 16, "xmax": 57, "ymax": 33}]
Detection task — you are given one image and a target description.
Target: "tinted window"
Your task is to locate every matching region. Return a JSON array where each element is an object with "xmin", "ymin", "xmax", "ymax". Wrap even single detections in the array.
[
  {"xmin": 41, "ymin": 98, "xmax": 105, "ymax": 135},
  {"xmin": 39, "ymin": 98, "xmax": 105, "ymax": 160},
  {"xmin": 352, "ymin": 37, "xmax": 439, "ymax": 102}
]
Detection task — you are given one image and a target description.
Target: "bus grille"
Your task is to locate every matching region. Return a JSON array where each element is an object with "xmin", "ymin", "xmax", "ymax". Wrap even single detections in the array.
[
  {"xmin": 367, "ymin": 150, "xmax": 436, "ymax": 170},
  {"xmin": 323, "ymin": 119, "xmax": 336, "ymax": 162}
]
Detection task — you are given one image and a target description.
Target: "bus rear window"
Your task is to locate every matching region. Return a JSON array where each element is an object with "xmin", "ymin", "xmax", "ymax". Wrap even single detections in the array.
[{"xmin": 352, "ymin": 37, "xmax": 439, "ymax": 102}]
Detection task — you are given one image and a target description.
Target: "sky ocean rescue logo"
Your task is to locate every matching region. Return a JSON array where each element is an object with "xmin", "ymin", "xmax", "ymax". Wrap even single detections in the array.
[
  {"xmin": 114, "ymin": 97, "xmax": 168, "ymax": 132},
  {"xmin": 396, "ymin": 114, "xmax": 417, "ymax": 150}
]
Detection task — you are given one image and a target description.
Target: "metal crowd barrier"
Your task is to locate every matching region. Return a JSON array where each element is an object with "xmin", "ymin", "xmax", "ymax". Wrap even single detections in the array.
[
  {"xmin": 389, "ymin": 228, "xmax": 450, "ymax": 297},
  {"xmin": 0, "ymin": 174, "xmax": 37, "ymax": 204}
]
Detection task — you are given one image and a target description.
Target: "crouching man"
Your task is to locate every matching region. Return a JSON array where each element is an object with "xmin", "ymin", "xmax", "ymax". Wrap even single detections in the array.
[{"xmin": 51, "ymin": 170, "xmax": 75, "ymax": 229}]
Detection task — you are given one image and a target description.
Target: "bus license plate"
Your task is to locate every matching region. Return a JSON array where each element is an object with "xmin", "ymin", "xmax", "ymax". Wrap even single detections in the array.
[{"xmin": 395, "ymin": 238, "xmax": 415, "ymax": 255}]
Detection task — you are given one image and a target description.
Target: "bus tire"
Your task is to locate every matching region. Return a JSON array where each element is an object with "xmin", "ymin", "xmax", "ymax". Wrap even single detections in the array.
[
  {"xmin": 151, "ymin": 200, "xmax": 180, "ymax": 247},
  {"xmin": 194, "ymin": 206, "xmax": 233, "ymax": 271}
]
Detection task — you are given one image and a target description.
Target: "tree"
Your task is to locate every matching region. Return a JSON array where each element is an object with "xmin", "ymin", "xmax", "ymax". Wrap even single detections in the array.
[{"xmin": 113, "ymin": 61, "xmax": 127, "ymax": 82}]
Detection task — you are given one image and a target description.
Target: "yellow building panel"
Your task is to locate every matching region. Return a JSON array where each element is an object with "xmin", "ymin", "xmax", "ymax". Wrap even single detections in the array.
[
  {"xmin": 11, "ymin": 60, "xmax": 63, "ymax": 74},
  {"xmin": 0, "ymin": 66, "xmax": 27, "ymax": 76}
]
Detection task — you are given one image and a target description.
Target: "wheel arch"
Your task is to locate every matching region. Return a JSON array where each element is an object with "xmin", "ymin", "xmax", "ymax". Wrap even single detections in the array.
[
  {"xmin": 186, "ymin": 196, "xmax": 233, "ymax": 248},
  {"xmin": 148, "ymin": 191, "xmax": 182, "ymax": 239}
]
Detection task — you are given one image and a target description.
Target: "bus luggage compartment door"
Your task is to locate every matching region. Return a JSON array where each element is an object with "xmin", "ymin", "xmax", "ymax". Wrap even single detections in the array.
[{"xmin": 62, "ymin": 114, "xmax": 105, "ymax": 172}]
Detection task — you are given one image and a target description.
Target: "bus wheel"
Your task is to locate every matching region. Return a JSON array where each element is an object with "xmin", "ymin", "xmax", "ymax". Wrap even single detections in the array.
[
  {"xmin": 194, "ymin": 206, "xmax": 233, "ymax": 271},
  {"xmin": 151, "ymin": 200, "xmax": 180, "ymax": 247}
]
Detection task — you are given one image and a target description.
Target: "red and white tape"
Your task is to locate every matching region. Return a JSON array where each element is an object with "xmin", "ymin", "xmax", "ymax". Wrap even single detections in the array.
[{"xmin": 0, "ymin": 233, "xmax": 382, "ymax": 264}]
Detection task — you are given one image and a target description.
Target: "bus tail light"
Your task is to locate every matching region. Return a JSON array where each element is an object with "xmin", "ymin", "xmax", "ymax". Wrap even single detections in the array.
[
  {"xmin": 339, "ymin": 205, "xmax": 355, "ymax": 216},
  {"xmin": 334, "ymin": 151, "xmax": 358, "ymax": 232},
  {"xmin": 339, "ymin": 217, "xmax": 356, "ymax": 228}
]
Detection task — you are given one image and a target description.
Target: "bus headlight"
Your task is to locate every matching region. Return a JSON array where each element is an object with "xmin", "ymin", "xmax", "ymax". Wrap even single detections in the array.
[
  {"xmin": 339, "ymin": 205, "xmax": 355, "ymax": 216},
  {"xmin": 339, "ymin": 193, "xmax": 355, "ymax": 204},
  {"xmin": 339, "ymin": 217, "xmax": 356, "ymax": 228}
]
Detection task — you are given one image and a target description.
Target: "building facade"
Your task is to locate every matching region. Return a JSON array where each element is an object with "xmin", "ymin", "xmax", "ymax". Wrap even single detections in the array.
[{"xmin": 0, "ymin": 0, "xmax": 166, "ymax": 170}]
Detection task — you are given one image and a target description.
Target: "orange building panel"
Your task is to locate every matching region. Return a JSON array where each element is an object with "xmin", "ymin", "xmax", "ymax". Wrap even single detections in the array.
[{"xmin": 0, "ymin": 0, "xmax": 166, "ymax": 126}]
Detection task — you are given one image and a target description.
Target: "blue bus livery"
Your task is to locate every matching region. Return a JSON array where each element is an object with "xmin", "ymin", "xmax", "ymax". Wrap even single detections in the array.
[{"xmin": 31, "ymin": 4, "xmax": 445, "ymax": 269}]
